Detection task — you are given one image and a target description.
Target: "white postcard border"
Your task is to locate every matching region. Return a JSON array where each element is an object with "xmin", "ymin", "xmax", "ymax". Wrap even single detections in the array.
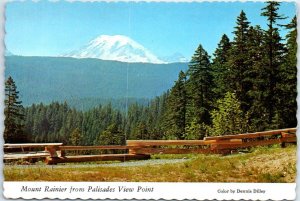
[
  {"xmin": 3, "ymin": 182, "xmax": 297, "ymax": 200},
  {"xmin": 1, "ymin": 0, "xmax": 300, "ymax": 200}
]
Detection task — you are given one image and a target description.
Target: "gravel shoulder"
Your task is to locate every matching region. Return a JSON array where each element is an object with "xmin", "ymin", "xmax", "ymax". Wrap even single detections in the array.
[{"xmin": 5, "ymin": 158, "xmax": 192, "ymax": 169}]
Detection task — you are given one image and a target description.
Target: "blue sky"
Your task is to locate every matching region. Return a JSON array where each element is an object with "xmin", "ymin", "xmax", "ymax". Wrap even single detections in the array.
[{"xmin": 5, "ymin": 1, "xmax": 296, "ymax": 59}]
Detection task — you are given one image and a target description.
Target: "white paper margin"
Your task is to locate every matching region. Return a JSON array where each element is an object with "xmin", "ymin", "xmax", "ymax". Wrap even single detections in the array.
[{"xmin": 2, "ymin": 182, "xmax": 297, "ymax": 200}]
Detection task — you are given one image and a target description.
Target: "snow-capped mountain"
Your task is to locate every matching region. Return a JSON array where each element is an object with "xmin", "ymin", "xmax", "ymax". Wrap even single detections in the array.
[
  {"xmin": 62, "ymin": 35, "xmax": 165, "ymax": 64},
  {"xmin": 160, "ymin": 52, "xmax": 189, "ymax": 63}
]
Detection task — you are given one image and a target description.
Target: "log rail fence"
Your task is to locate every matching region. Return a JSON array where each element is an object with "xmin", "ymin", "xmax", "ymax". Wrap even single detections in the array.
[{"xmin": 4, "ymin": 128, "xmax": 297, "ymax": 165}]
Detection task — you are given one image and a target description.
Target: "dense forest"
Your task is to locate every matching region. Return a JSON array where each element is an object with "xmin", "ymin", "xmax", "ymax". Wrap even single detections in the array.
[{"xmin": 4, "ymin": 2, "xmax": 297, "ymax": 145}]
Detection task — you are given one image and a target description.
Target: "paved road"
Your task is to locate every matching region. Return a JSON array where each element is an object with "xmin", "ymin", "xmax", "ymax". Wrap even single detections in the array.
[{"xmin": 5, "ymin": 158, "xmax": 192, "ymax": 169}]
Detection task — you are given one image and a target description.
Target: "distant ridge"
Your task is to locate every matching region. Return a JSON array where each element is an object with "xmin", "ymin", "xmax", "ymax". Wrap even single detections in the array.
[{"xmin": 5, "ymin": 56, "xmax": 189, "ymax": 105}]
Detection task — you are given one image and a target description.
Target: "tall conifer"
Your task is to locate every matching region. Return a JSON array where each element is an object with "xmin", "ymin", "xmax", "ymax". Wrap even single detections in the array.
[
  {"xmin": 186, "ymin": 44, "xmax": 213, "ymax": 128},
  {"xmin": 227, "ymin": 10, "xmax": 251, "ymax": 112},
  {"xmin": 211, "ymin": 34, "xmax": 231, "ymax": 100},
  {"xmin": 164, "ymin": 71, "xmax": 187, "ymax": 139},
  {"xmin": 261, "ymin": 1, "xmax": 286, "ymax": 125},
  {"xmin": 4, "ymin": 76, "xmax": 26, "ymax": 143},
  {"xmin": 279, "ymin": 16, "xmax": 297, "ymax": 127},
  {"xmin": 246, "ymin": 25, "xmax": 269, "ymax": 130}
]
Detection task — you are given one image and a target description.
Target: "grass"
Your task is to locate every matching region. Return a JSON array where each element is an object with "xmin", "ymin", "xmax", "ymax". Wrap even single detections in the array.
[{"xmin": 4, "ymin": 145, "xmax": 296, "ymax": 182}]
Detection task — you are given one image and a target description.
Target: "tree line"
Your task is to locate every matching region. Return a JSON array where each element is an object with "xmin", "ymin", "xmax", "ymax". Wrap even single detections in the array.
[
  {"xmin": 164, "ymin": 2, "xmax": 297, "ymax": 139},
  {"xmin": 4, "ymin": 1, "xmax": 297, "ymax": 144}
]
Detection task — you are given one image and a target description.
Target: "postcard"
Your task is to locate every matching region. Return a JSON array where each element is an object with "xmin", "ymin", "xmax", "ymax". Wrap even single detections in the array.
[{"xmin": 2, "ymin": 0, "xmax": 298, "ymax": 200}]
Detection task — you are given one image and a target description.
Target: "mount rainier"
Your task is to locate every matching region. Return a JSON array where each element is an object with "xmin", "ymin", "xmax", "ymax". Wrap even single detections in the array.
[{"xmin": 62, "ymin": 35, "xmax": 187, "ymax": 64}]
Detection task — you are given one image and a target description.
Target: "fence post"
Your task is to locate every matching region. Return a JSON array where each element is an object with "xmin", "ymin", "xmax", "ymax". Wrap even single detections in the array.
[{"xmin": 45, "ymin": 145, "xmax": 60, "ymax": 165}]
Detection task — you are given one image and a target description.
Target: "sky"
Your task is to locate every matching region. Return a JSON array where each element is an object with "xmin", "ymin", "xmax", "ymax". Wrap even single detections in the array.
[{"xmin": 5, "ymin": 1, "xmax": 296, "ymax": 59}]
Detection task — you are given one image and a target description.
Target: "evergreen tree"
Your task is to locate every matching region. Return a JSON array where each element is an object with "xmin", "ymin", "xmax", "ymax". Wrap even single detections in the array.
[
  {"xmin": 164, "ymin": 71, "xmax": 187, "ymax": 139},
  {"xmin": 211, "ymin": 34, "xmax": 231, "ymax": 100},
  {"xmin": 125, "ymin": 103, "xmax": 144, "ymax": 140},
  {"xmin": 132, "ymin": 122, "xmax": 149, "ymax": 140},
  {"xmin": 151, "ymin": 92, "xmax": 169, "ymax": 139},
  {"xmin": 4, "ymin": 76, "xmax": 26, "ymax": 143},
  {"xmin": 70, "ymin": 128, "xmax": 83, "ymax": 145},
  {"xmin": 261, "ymin": 1, "xmax": 286, "ymax": 125},
  {"xmin": 279, "ymin": 15, "xmax": 297, "ymax": 128},
  {"xmin": 226, "ymin": 10, "xmax": 251, "ymax": 111},
  {"xmin": 96, "ymin": 123, "xmax": 125, "ymax": 145},
  {"xmin": 186, "ymin": 44, "xmax": 213, "ymax": 128},
  {"xmin": 245, "ymin": 25, "xmax": 269, "ymax": 131}
]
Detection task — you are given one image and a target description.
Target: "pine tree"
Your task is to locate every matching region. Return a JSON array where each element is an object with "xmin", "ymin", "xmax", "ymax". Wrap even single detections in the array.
[
  {"xmin": 164, "ymin": 71, "xmax": 187, "ymax": 139},
  {"xmin": 211, "ymin": 34, "xmax": 231, "ymax": 100},
  {"xmin": 152, "ymin": 92, "xmax": 169, "ymax": 139},
  {"xmin": 186, "ymin": 44, "xmax": 213, "ymax": 128},
  {"xmin": 4, "ymin": 76, "xmax": 26, "ymax": 143},
  {"xmin": 97, "ymin": 123, "xmax": 125, "ymax": 145},
  {"xmin": 70, "ymin": 128, "xmax": 83, "ymax": 145},
  {"xmin": 226, "ymin": 10, "xmax": 251, "ymax": 112},
  {"xmin": 279, "ymin": 15, "xmax": 297, "ymax": 127},
  {"xmin": 133, "ymin": 122, "xmax": 148, "ymax": 140},
  {"xmin": 261, "ymin": 1, "xmax": 286, "ymax": 125},
  {"xmin": 245, "ymin": 25, "xmax": 269, "ymax": 131}
]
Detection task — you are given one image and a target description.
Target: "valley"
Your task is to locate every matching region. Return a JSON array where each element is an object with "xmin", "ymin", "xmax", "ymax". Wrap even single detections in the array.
[{"xmin": 5, "ymin": 55, "xmax": 188, "ymax": 106}]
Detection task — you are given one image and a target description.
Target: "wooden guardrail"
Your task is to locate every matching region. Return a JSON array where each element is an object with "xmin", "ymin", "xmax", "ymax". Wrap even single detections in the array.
[
  {"xmin": 204, "ymin": 128, "xmax": 296, "ymax": 140},
  {"xmin": 4, "ymin": 143, "xmax": 63, "ymax": 161},
  {"xmin": 3, "ymin": 128, "xmax": 297, "ymax": 164},
  {"xmin": 43, "ymin": 145, "xmax": 150, "ymax": 164},
  {"xmin": 4, "ymin": 144, "xmax": 150, "ymax": 164},
  {"xmin": 126, "ymin": 139, "xmax": 243, "ymax": 155},
  {"xmin": 127, "ymin": 128, "xmax": 296, "ymax": 155}
]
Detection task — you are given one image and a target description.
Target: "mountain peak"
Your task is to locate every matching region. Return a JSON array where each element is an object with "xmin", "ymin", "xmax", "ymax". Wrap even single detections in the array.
[
  {"xmin": 91, "ymin": 35, "xmax": 135, "ymax": 44},
  {"xmin": 62, "ymin": 35, "xmax": 165, "ymax": 64},
  {"xmin": 160, "ymin": 52, "xmax": 188, "ymax": 63}
]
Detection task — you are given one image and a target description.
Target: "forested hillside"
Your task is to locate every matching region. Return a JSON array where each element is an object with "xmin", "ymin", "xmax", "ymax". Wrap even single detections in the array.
[
  {"xmin": 5, "ymin": 56, "xmax": 188, "ymax": 105},
  {"xmin": 4, "ymin": 2, "xmax": 297, "ymax": 145},
  {"xmin": 23, "ymin": 95, "xmax": 167, "ymax": 144}
]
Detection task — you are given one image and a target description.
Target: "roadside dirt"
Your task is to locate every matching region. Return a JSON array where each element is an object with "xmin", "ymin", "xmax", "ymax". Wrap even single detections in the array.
[{"xmin": 238, "ymin": 148, "xmax": 296, "ymax": 182}]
